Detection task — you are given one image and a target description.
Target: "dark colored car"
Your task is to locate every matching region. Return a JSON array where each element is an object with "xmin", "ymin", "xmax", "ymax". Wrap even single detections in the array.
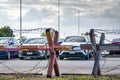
[
  {"xmin": 109, "ymin": 38, "xmax": 120, "ymax": 55},
  {"xmin": 0, "ymin": 37, "xmax": 19, "ymax": 59},
  {"xmin": 19, "ymin": 38, "xmax": 50, "ymax": 60},
  {"xmin": 59, "ymin": 36, "xmax": 93, "ymax": 60},
  {"xmin": 57, "ymin": 38, "xmax": 64, "ymax": 45}
]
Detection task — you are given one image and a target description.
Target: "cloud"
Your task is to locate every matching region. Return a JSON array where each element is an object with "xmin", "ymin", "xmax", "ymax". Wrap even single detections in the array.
[{"xmin": 0, "ymin": 0, "xmax": 120, "ymax": 39}]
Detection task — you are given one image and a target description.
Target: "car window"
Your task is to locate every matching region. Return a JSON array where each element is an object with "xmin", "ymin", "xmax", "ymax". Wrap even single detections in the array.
[
  {"xmin": 112, "ymin": 38, "xmax": 120, "ymax": 44},
  {"xmin": 64, "ymin": 36, "xmax": 86, "ymax": 42},
  {"xmin": 0, "ymin": 37, "xmax": 18, "ymax": 45},
  {"xmin": 0, "ymin": 38, "xmax": 8, "ymax": 44},
  {"xmin": 9, "ymin": 38, "xmax": 18, "ymax": 45},
  {"xmin": 24, "ymin": 38, "xmax": 45, "ymax": 44}
]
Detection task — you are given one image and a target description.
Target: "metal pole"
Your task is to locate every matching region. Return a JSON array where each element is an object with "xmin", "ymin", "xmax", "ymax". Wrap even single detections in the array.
[
  {"xmin": 90, "ymin": 29, "xmax": 101, "ymax": 76},
  {"xmin": 78, "ymin": 9, "xmax": 80, "ymax": 36},
  {"xmin": 46, "ymin": 29, "xmax": 60, "ymax": 78},
  {"xmin": 58, "ymin": 0, "xmax": 60, "ymax": 36},
  {"xmin": 20, "ymin": 0, "xmax": 22, "ymax": 38}
]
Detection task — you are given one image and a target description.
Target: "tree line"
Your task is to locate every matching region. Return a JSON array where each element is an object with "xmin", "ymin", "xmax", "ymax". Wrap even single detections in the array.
[{"xmin": 0, "ymin": 25, "xmax": 14, "ymax": 37}]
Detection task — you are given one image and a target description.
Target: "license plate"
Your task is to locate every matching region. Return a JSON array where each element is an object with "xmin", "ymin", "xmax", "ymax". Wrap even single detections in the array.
[
  {"xmin": 27, "ymin": 52, "xmax": 33, "ymax": 55},
  {"xmin": 69, "ymin": 51, "xmax": 75, "ymax": 54}
]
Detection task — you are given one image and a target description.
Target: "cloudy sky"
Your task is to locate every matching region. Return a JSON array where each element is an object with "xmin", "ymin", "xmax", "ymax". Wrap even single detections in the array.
[{"xmin": 0, "ymin": 0, "xmax": 120, "ymax": 40}]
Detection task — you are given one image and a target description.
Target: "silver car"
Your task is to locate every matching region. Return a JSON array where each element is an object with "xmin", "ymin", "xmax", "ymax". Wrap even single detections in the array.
[{"xmin": 19, "ymin": 38, "xmax": 49, "ymax": 60}]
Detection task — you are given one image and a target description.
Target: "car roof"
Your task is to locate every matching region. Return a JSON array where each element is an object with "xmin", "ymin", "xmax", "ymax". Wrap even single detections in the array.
[
  {"xmin": 0, "ymin": 37, "xmax": 14, "ymax": 38},
  {"xmin": 64, "ymin": 35, "xmax": 87, "ymax": 39},
  {"xmin": 0, "ymin": 37, "xmax": 15, "ymax": 39},
  {"xmin": 112, "ymin": 38, "xmax": 120, "ymax": 42}
]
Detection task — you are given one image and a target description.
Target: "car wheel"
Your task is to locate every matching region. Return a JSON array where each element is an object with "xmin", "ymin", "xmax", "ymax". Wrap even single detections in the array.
[
  {"xmin": 20, "ymin": 57, "xmax": 24, "ymax": 60},
  {"xmin": 85, "ymin": 55, "xmax": 89, "ymax": 60},
  {"xmin": 7, "ymin": 52, "xmax": 11, "ymax": 59},
  {"xmin": 89, "ymin": 53, "xmax": 92, "ymax": 58},
  {"xmin": 43, "ymin": 55, "xmax": 47, "ymax": 60},
  {"xmin": 59, "ymin": 56, "xmax": 64, "ymax": 60},
  {"xmin": 109, "ymin": 52, "xmax": 114, "ymax": 55}
]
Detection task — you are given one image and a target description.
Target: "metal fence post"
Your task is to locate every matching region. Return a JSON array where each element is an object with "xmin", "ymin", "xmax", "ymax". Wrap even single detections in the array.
[
  {"xmin": 90, "ymin": 29, "xmax": 101, "ymax": 76},
  {"xmin": 97, "ymin": 33, "xmax": 105, "ymax": 75},
  {"xmin": 46, "ymin": 29, "xmax": 60, "ymax": 78},
  {"xmin": 53, "ymin": 31, "xmax": 60, "ymax": 77}
]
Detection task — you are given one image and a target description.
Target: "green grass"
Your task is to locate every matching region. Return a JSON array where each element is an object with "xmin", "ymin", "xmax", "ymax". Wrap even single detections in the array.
[{"xmin": 0, "ymin": 75, "xmax": 120, "ymax": 80}]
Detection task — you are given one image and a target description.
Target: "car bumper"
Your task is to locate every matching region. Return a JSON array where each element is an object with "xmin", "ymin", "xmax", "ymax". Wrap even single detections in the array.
[
  {"xmin": 19, "ymin": 51, "xmax": 46, "ymax": 59},
  {"xmin": 59, "ymin": 50, "xmax": 88, "ymax": 59},
  {"xmin": 0, "ymin": 51, "xmax": 18, "ymax": 58}
]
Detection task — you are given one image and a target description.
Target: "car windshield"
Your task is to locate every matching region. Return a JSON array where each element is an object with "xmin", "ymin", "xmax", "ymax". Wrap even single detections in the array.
[
  {"xmin": 24, "ymin": 38, "xmax": 45, "ymax": 44},
  {"xmin": 0, "ymin": 37, "xmax": 18, "ymax": 45},
  {"xmin": 0, "ymin": 38, "xmax": 8, "ymax": 44},
  {"xmin": 64, "ymin": 36, "xmax": 86, "ymax": 42}
]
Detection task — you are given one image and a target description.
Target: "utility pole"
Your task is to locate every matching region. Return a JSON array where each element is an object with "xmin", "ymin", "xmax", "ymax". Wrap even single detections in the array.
[
  {"xmin": 20, "ymin": 0, "xmax": 22, "ymax": 38},
  {"xmin": 58, "ymin": 0, "xmax": 60, "ymax": 36},
  {"xmin": 78, "ymin": 9, "xmax": 80, "ymax": 36}
]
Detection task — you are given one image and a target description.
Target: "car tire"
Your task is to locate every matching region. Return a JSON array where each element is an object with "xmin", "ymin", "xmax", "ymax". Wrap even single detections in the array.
[
  {"xmin": 59, "ymin": 56, "xmax": 64, "ymax": 60},
  {"xmin": 85, "ymin": 55, "xmax": 89, "ymax": 60},
  {"xmin": 20, "ymin": 57, "xmax": 24, "ymax": 60},
  {"xmin": 109, "ymin": 52, "xmax": 114, "ymax": 55},
  {"xmin": 89, "ymin": 53, "xmax": 92, "ymax": 58},
  {"xmin": 7, "ymin": 52, "xmax": 11, "ymax": 59},
  {"xmin": 43, "ymin": 55, "xmax": 47, "ymax": 60}
]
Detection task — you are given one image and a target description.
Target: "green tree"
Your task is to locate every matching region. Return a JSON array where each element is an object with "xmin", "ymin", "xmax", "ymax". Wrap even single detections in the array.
[
  {"xmin": 20, "ymin": 36, "xmax": 26, "ymax": 39},
  {"xmin": 40, "ymin": 31, "xmax": 54, "ymax": 37},
  {"xmin": 81, "ymin": 32, "xmax": 97, "ymax": 37},
  {"xmin": 81, "ymin": 32, "xmax": 89, "ymax": 36},
  {"xmin": 40, "ymin": 32, "xmax": 46, "ymax": 37},
  {"xmin": 0, "ymin": 25, "xmax": 14, "ymax": 37}
]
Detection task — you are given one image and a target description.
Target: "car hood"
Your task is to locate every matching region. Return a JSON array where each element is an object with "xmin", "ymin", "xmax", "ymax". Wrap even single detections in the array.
[
  {"xmin": 22, "ymin": 44, "xmax": 45, "ymax": 46},
  {"xmin": 61, "ymin": 42, "xmax": 86, "ymax": 46}
]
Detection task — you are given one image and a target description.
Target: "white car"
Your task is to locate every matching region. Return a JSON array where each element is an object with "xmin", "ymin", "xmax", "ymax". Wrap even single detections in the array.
[
  {"xmin": 19, "ymin": 38, "xmax": 50, "ymax": 60},
  {"xmin": 109, "ymin": 38, "xmax": 120, "ymax": 55},
  {"xmin": 59, "ymin": 36, "xmax": 93, "ymax": 60}
]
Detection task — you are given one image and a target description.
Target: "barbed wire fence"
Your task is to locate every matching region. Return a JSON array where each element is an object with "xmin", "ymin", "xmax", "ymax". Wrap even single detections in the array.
[
  {"xmin": 0, "ymin": 59, "xmax": 49, "ymax": 78},
  {"xmin": 0, "ymin": 28, "xmax": 55, "ymax": 78},
  {"xmin": 94, "ymin": 29, "xmax": 120, "ymax": 76},
  {"xmin": 0, "ymin": 28, "xmax": 120, "ymax": 78}
]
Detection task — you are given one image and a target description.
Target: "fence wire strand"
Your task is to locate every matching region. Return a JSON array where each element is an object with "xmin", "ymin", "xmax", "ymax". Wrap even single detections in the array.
[
  {"xmin": 94, "ymin": 29, "xmax": 120, "ymax": 75},
  {"xmin": 0, "ymin": 59, "xmax": 48, "ymax": 75}
]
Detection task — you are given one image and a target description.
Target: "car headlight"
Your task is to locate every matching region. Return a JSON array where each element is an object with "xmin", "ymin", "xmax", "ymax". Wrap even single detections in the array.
[{"xmin": 73, "ymin": 46, "xmax": 81, "ymax": 50}]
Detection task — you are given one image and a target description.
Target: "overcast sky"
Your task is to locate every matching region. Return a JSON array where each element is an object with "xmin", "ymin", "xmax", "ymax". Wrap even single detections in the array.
[{"xmin": 0, "ymin": 0, "xmax": 120, "ymax": 40}]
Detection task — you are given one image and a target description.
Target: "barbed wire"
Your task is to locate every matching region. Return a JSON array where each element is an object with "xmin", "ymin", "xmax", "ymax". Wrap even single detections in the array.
[
  {"xmin": 0, "ymin": 61, "xmax": 19, "ymax": 73},
  {"xmin": 1, "ymin": 28, "xmax": 120, "ymax": 76},
  {"xmin": 13, "ymin": 28, "xmax": 55, "ymax": 34},
  {"xmin": 95, "ymin": 35, "xmax": 112, "ymax": 43},
  {"xmin": 28, "ymin": 60, "xmax": 42, "ymax": 73},
  {"xmin": 102, "ymin": 64, "xmax": 120, "ymax": 74},
  {"xmin": 1, "ymin": 57, "xmax": 120, "ymax": 76},
  {"xmin": 0, "ymin": 59, "xmax": 49, "ymax": 75},
  {"xmin": 35, "ymin": 62, "xmax": 48, "ymax": 73},
  {"xmin": 92, "ymin": 29, "xmax": 120, "ymax": 75},
  {"xmin": 101, "ymin": 56, "xmax": 107, "ymax": 70},
  {"xmin": 94, "ymin": 29, "xmax": 120, "ymax": 34}
]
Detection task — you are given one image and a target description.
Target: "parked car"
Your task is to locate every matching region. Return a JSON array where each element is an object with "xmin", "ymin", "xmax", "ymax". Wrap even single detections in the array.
[
  {"xmin": 109, "ymin": 38, "xmax": 120, "ymax": 55},
  {"xmin": 59, "ymin": 36, "xmax": 93, "ymax": 60},
  {"xmin": 19, "ymin": 38, "xmax": 50, "ymax": 60},
  {"xmin": 0, "ymin": 37, "xmax": 19, "ymax": 59},
  {"xmin": 57, "ymin": 38, "xmax": 64, "ymax": 45}
]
